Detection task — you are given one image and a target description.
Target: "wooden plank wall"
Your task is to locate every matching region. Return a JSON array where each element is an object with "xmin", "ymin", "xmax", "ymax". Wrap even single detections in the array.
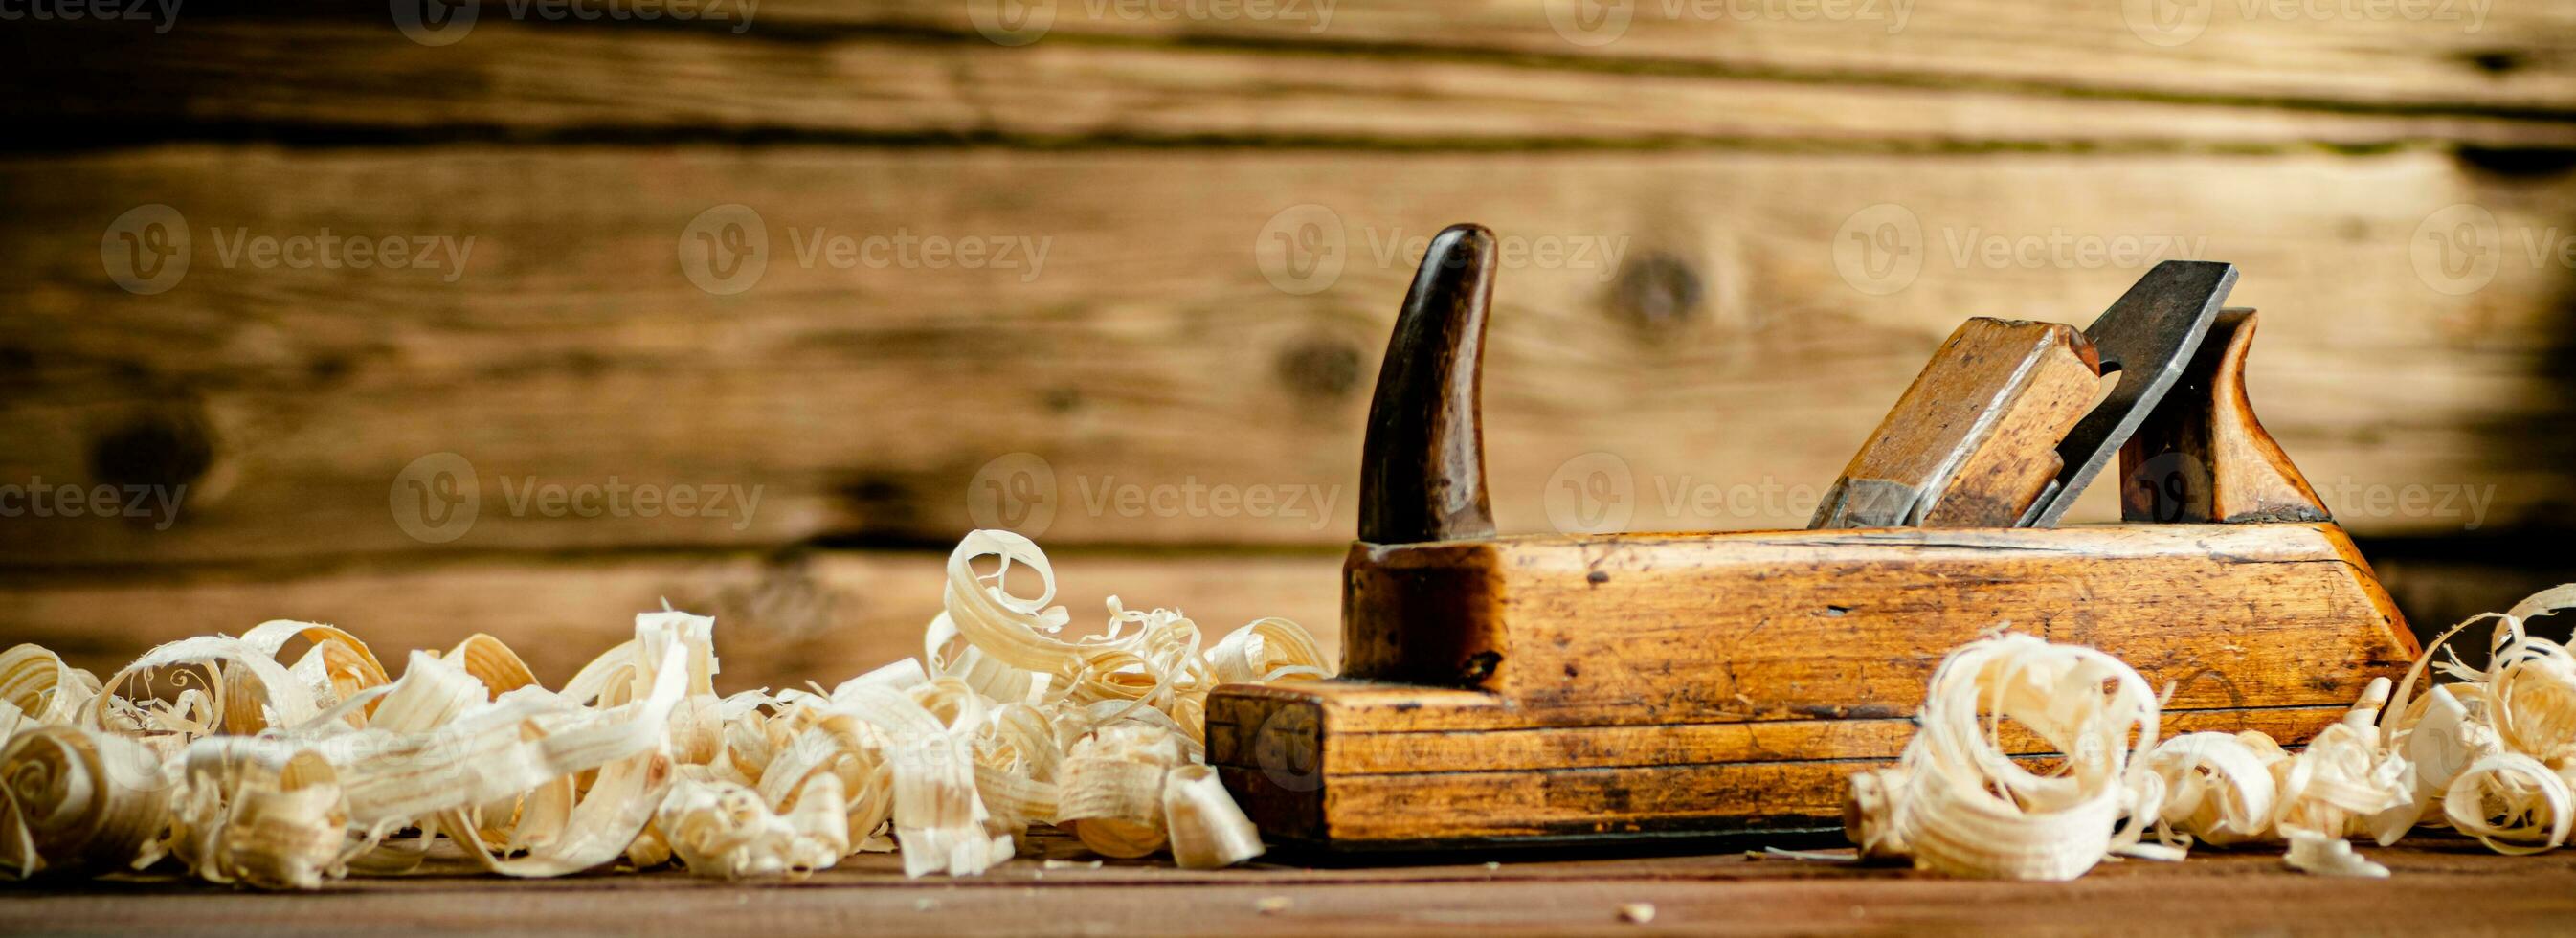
[{"xmin": 0, "ymin": 3, "xmax": 2572, "ymax": 690}]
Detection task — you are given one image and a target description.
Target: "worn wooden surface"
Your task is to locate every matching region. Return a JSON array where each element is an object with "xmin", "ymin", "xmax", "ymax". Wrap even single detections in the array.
[
  {"xmin": 1212, "ymin": 522, "xmax": 2413, "ymax": 845},
  {"xmin": 1213, "ymin": 698, "xmax": 2349, "ymax": 844},
  {"xmin": 1811, "ymin": 318, "xmax": 2098, "ymax": 527},
  {"xmin": 1, "ymin": 1, "xmax": 2572, "ymax": 765},
  {"xmin": 5, "ymin": 835, "xmax": 2575, "ymax": 937},
  {"xmin": 11, "ymin": 3, "xmax": 2572, "ymax": 142},
  {"xmin": 1334, "ymin": 524, "xmax": 2411, "ymax": 721},
  {"xmin": 6, "ymin": 147, "xmax": 2574, "ymax": 563}
]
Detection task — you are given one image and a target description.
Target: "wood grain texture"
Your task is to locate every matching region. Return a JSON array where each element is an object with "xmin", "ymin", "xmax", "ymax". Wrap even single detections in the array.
[
  {"xmin": 1330, "ymin": 522, "xmax": 2411, "ymax": 725},
  {"xmin": 1214, "ymin": 521, "xmax": 2411, "ymax": 845},
  {"xmin": 0, "ymin": 540, "xmax": 2501, "ymax": 702},
  {"xmin": 5, "ymin": 146, "xmax": 2572, "ymax": 563},
  {"xmin": 7, "ymin": 837, "xmax": 2576, "ymax": 937},
  {"xmin": 1210, "ymin": 694, "xmax": 2346, "ymax": 845},
  {"xmin": 1293, "ymin": 704, "xmax": 2342, "ymax": 775},
  {"xmin": 9, "ymin": 14, "xmax": 2576, "ymax": 148},
  {"xmin": 762, "ymin": 0, "xmax": 2576, "ymax": 115},
  {"xmin": 1811, "ymin": 317, "xmax": 2098, "ymax": 527},
  {"xmin": 1225, "ymin": 711, "xmax": 2346, "ymax": 843}
]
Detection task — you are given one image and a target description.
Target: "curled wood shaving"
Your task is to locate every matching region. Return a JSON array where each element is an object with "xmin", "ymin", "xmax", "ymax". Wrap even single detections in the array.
[
  {"xmin": 2440, "ymin": 753, "xmax": 2571, "ymax": 855},
  {"xmin": 0, "ymin": 529, "xmax": 1325, "ymax": 887},
  {"xmin": 1858, "ymin": 584, "xmax": 2576, "ymax": 880},
  {"xmin": 655, "ymin": 773, "xmax": 848, "ymax": 878},
  {"xmin": 2282, "ymin": 830, "xmax": 2388, "ymax": 878},
  {"xmin": 0, "ymin": 645, "xmax": 101, "ymax": 741},
  {"xmin": 0, "ymin": 724, "xmax": 169, "ymax": 879},
  {"xmin": 1162, "ymin": 765, "xmax": 1264, "ymax": 869},
  {"xmin": 1842, "ymin": 632, "xmax": 2164, "ymax": 880}
]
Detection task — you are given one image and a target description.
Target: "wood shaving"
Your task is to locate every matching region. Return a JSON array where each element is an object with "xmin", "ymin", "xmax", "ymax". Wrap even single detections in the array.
[
  {"xmin": 0, "ymin": 529, "xmax": 1327, "ymax": 887},
  {"xmin": 1841, "ymin": 632, "xmax": 2165, "ymax": 880},
  {"xmin": 2282, "ymin": 830, "xmax": 2388, "ymax": 878},
  {"xmin": 1854, "ymin": 584, "xmax": 2576, "ymax": 880}
]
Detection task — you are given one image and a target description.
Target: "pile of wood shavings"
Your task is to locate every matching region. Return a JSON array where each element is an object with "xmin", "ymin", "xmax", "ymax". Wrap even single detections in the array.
[
  {"xmin": 1848, "ymin": 584, "xmax": 2576, "ymax": 880},
  {"xmin": 0, "ymin": 529, "xmax": 1329, "ymax": 887}
]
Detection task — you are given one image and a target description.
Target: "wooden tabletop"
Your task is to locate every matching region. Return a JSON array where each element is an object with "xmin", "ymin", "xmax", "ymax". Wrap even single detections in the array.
[{"xmin": 10, "ymin": 834, "xmax": 2575, "ymax": 936}]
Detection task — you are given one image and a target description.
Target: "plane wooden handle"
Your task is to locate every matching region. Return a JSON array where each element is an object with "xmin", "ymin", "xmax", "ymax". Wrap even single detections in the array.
[
  {"xmin": 2117, "ymin": 309, "xmax": 2330, "ymax": 524},
  {"xmin": 1811, "ymin": 318, "xmax": 2101, "ymax": 528}
]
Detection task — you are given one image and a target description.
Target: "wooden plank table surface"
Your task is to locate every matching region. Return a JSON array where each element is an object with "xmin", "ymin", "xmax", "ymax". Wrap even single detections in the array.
[{"xmin": 9, "ymin": 832, "xmax": 2575, "ymax": 936}]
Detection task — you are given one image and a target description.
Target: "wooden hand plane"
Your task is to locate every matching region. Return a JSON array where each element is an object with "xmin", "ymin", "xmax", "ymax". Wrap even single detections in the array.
[{"xmin": 1206, "ymin": 224, "xmax": 2418, "ymax": 850}]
